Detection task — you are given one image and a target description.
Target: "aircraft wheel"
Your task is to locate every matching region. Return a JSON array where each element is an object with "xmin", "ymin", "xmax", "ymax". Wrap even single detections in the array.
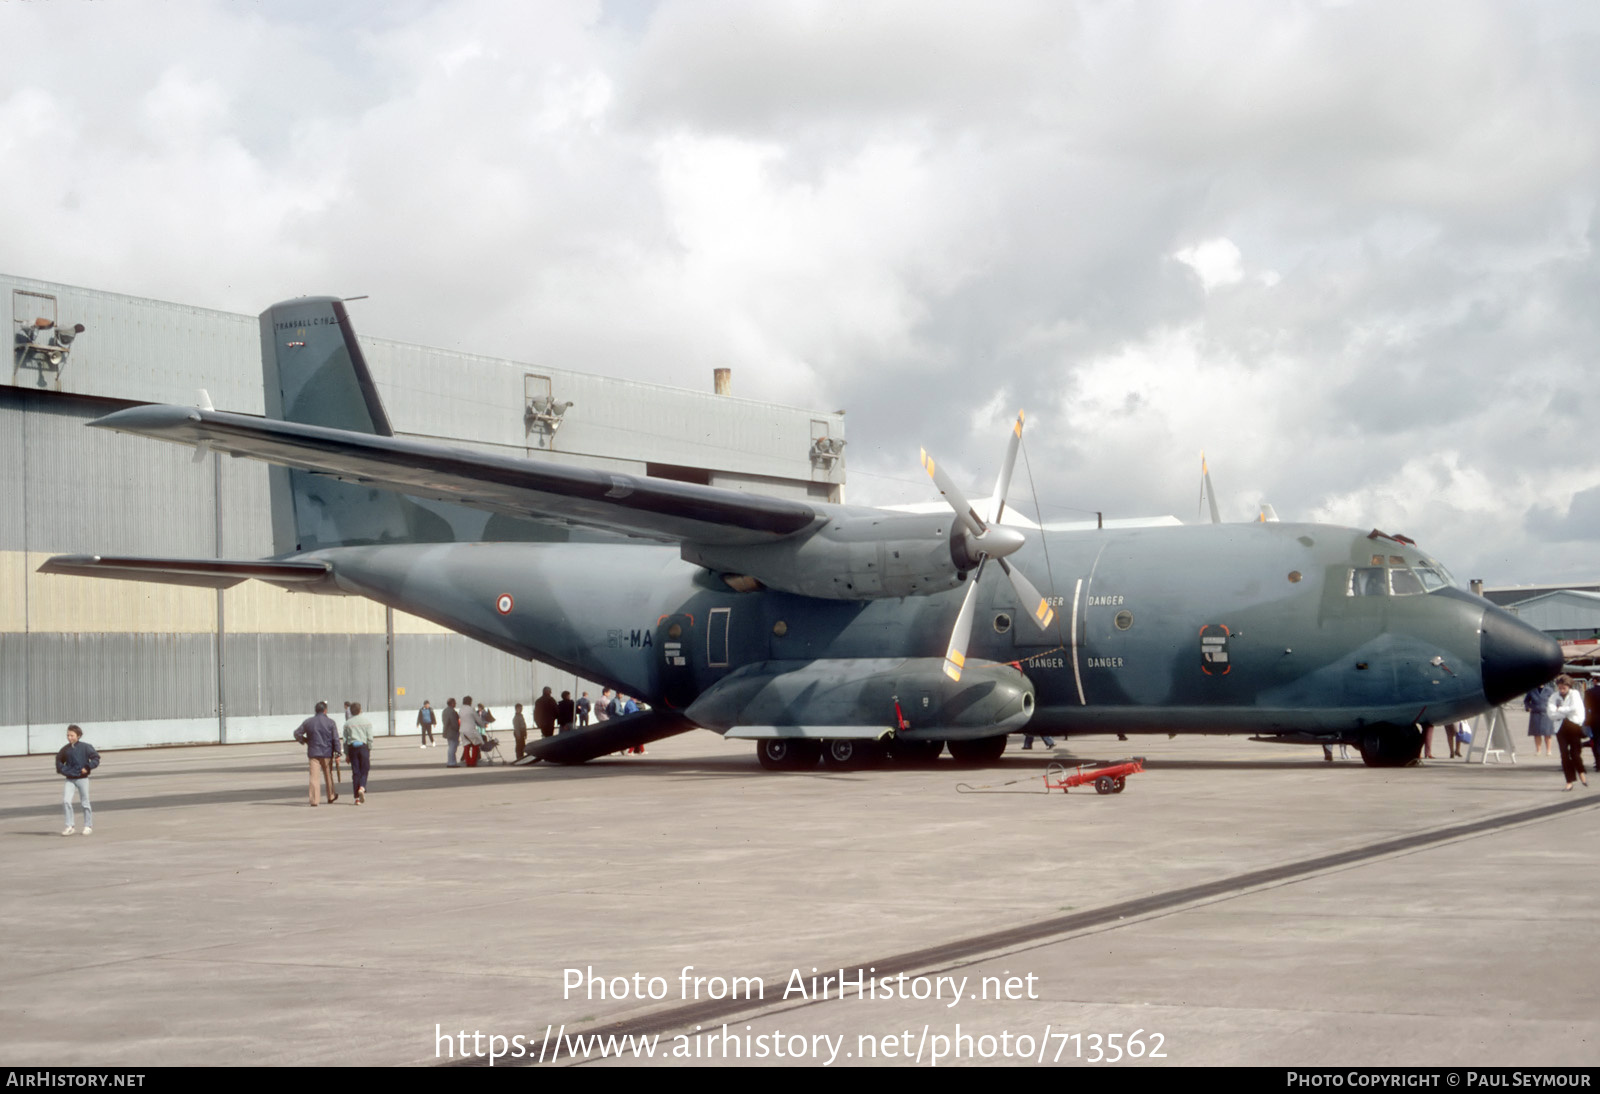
[
  {"xmin": 1112, "ymin": 776, "xmax": 1126, "ymax": 793},
  {"xmin": 756, "ymin": 739, "xmax": 789, "ymax": 770},
  {"xmin": 1358, "ymin": 726, "xmax": 1424, "ymax": 768},
  {"xmin": 946, "ymin": 734, "xmax": 1008, "ymax": 766},
  {"xmin": 889, "ymin": 739, "xmax": 944, "ymax": 766},
  {"xmin": 821, "ymin": 738, "xmax": 878, "ymax": 770},
  {"xmin": 757, "ymin": 738, "xmax": 821, "ymax": 770},
  {"xmin": 1094, "ymin": 775, "xmax": 1115, "ymax": 795}
]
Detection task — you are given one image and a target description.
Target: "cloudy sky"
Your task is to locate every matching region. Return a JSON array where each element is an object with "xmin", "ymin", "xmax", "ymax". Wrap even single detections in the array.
[{"xmin": 5, "ymin": 0, "xmax": 1599, "ymax": 586}]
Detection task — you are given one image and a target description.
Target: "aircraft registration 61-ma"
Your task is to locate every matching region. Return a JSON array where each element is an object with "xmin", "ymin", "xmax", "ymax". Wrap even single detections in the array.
[{"xmin": 41, "ymin": 297, "xmax": 1562, "ymax": 770}]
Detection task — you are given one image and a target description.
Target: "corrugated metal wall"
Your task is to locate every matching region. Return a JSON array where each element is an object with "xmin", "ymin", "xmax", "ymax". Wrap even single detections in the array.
[
  {"xmin": 0, "ymin": 389, "xmax": 570, "ymax": 754},
  {"xmin": 1, "ymin": 272, "xmax": 846, "ymax": 754}
]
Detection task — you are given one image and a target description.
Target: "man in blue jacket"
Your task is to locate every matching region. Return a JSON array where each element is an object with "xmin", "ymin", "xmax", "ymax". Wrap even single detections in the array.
[
  {"xmin": 294, "ymin": 701, "xmax": 340, "ymax": 806},
  {"xmin": 57, "ymin": 724, "xmax": 99, "ymax": 836}
]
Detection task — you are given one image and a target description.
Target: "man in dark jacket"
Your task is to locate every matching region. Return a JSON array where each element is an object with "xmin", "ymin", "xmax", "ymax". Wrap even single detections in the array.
[
  {"xmin": 556, "ymin": 691, "xmax": 576, "ymax": 733},
  {"xmin": 443, "ymin": 698, "xmax": 462, "ymax": 767},
  {"xmin": 57, "ymin": 724, "xmax": 99, "ymax": 835},
  {"xmin": 533, "ymin": 687, "xmax": 558, "ymax": 739},
  {"xmin": 294, "ymin": 701, "xmax": 340, "ymax": 806}
]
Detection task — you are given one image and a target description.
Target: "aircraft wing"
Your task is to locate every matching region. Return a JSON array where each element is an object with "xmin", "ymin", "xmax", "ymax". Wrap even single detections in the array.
[{"xmin": 89, "ymin": 405, "xmax": 821, "ymax": 547}]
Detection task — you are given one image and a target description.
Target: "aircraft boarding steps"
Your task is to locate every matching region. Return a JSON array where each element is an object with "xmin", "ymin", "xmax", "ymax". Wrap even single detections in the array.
[{"xmin": 522, "ymin": 709, "xmax": 697, "ymax": 765}]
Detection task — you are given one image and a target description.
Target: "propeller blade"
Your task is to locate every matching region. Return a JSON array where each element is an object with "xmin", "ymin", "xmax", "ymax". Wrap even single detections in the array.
[
  {"xmin": 921, "ymin": 448, "xmax": 986, "ymax": 537},
  {"xmin": 997, "ymin": 557, "xmax": 1056, "ymax": 631},
  {"xmin": 1201, "ymin": 451, "xmax": 1222, "ymax": 524},
  {"xmin": 941, "ymin": 567, "xmax": 984, "ymax": 681},
  {"xmin": 991, "ymin": 410, "xmax": 1024, "ymax": 524}
]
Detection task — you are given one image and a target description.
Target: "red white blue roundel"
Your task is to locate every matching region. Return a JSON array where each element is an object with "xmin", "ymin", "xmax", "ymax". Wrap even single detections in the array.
[{"xmin": 496, "ymin": 594, "xmax": 514, "ymax": 615}]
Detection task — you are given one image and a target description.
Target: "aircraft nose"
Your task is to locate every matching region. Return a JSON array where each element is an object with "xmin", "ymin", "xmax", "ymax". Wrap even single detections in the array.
[{"xmin": 1480, "ymin": 605, "xmax": 1563, "ymax": 705}]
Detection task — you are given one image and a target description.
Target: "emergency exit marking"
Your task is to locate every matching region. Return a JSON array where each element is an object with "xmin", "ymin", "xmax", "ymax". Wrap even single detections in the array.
[{"xmin": 496, "ymin": 594, "xmax": 514, "ymax": 614}]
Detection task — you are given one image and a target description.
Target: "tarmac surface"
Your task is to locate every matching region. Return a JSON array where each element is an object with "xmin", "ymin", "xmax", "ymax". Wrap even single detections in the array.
[{"xmin": 1, "ymin": 722, "xmax": 1596, "ymax": 1068}]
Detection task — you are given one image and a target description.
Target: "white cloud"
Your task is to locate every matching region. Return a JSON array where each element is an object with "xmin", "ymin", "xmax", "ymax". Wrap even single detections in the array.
[
  {"xmin": 3, "ymin": 0, "xmax": 1600, "ymax": 584},
  {"xmin": 1173, "ymin": 238, "xmax": 1245, "ymax": 293}
]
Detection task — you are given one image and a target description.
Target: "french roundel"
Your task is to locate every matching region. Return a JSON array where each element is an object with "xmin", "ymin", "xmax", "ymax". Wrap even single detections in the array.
[{"xmin": 496, "ymin": 594, "xmax": 514, "ymax": 615}]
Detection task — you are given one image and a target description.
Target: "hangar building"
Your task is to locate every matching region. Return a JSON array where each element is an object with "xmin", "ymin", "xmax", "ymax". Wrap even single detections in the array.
[{"xmin": 3, "ymin": 273, "xmax": 846, "ymax": 755}]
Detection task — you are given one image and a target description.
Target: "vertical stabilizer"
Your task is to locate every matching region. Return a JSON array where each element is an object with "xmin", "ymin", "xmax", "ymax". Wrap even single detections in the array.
[{"xmin": 260, "ymin": 297, "xmax": 415, "ymax": 553}]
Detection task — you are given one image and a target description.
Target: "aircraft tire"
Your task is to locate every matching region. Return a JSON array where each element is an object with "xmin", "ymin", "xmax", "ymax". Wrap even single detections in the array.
[
  {"xmin": 821, "ymin": 738, "xmax": 879, "ymax": 770},
  {"xmin": 946, "ymin": 734, "xmax": 1008, "ymax": 766},
  {"xmin": 1358, "ymin": 726, "xmax": 1425, "ymax": 767},
  {"xmin": 757, "ymin": 739, "xmax": 802, "ymax": 770},
  {"xmin": 755, "ymin": 737, "xmax": 823, "ymax": 771}
]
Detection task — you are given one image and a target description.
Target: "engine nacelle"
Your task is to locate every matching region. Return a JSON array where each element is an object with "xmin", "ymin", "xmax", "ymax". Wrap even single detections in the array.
[
  {"xmin": 685, "ymin": 657, "xmax": 1036, "ymax": 741},
  {"xmin": 681, "ymin": 511, "xmax": 976, "ymax": 599}
]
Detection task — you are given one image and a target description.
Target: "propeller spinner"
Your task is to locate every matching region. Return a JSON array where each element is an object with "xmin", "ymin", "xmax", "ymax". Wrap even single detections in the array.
[{"xmin": 921, "ymin": 411, "xmax": 1056, "ymax": 681}]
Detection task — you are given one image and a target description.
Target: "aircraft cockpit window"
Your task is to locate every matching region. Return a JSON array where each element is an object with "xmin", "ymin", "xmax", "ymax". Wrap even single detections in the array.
[
  {"xmin": 1389, "ymin": 568, "xmax": 1425, "ymax": 596},
  {"xmin": 1349, "ymin": 567, "xmax": 1387, "ymax": 596},
  {"xmin": 1419, "ymin": 557, "xmax": 1459, "ymax": 588},
  {"xmin": 1388, "ymin": 555, "xmax": 1407, "ymax": 567},
  {"xmin": 1414, "ymin": 566, "xmax": 1448, "ymax": 592}
]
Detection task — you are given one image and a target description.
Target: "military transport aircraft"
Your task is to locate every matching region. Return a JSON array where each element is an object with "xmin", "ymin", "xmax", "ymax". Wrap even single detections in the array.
[{"xmin": 41, "ymin": 297, "xmax": 1562, "ymax": 770}]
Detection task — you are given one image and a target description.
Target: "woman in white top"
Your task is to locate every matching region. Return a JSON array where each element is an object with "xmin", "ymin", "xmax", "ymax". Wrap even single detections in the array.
[{"xmin": 1545, "ymin": 675, "xmax": 1589, "ymax": 791}]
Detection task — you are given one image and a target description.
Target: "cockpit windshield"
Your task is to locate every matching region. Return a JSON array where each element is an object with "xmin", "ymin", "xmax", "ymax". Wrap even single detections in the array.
[{"xmin": 1347, "ymin": 553, "xmax": 1459, "ymax": 597}]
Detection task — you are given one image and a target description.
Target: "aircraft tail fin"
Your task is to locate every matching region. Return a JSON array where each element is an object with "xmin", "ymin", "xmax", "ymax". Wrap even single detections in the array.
[{"xmin": 260, "ymin": 297, "xmax": 418, "ymax": 554}]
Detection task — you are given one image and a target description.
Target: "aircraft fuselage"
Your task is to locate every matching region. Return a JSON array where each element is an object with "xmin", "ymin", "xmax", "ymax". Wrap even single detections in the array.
[{"xmin": 305, "ymin": 520, "xmax": 1556, "ymax": 744}]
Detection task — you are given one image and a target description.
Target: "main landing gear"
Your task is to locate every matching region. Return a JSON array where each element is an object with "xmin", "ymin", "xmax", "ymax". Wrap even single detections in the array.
[
  {"xmin": 1356, "ymin": 725, "xmax": 1425, "ymax": 767},
  {"xmin": 753, "ymin": 734, "xmax": 1012, "ymax": 771}
]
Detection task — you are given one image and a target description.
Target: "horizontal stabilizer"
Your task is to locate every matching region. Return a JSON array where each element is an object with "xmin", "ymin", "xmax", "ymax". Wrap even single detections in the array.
[
  {"xmin": 523, "ymin": 709, "xmax": 697, "ymax": 764},
  {"xmin": 38, "ymin": 554, "xmax": 332, "ymax": 590},
  {"xmin": 89, "ymin": 405, "xmax": 819, "ymax": 547}
]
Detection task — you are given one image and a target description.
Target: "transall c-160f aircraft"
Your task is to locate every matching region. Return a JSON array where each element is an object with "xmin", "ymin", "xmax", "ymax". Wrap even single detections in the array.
[{"xmin": 42, "ymin": 297, "xmax": 1562, "ymax": 770}]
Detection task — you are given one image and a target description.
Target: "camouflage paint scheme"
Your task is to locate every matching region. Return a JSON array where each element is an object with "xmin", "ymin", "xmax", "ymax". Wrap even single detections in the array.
[{"xmin": 41, "ymin": 298, "xmax": 1561, "ymax": 770}]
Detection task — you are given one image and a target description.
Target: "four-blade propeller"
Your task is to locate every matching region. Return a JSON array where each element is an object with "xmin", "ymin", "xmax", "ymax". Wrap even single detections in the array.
[{"xmin": 921, "ymin": 411, "xmax": 1056, "ymax": 681}]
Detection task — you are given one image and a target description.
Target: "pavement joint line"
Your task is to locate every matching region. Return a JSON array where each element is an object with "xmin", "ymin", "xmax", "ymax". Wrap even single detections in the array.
[{"xmin": 461, "ymin": 792, "xmax": 1600, "ymax": 1067}]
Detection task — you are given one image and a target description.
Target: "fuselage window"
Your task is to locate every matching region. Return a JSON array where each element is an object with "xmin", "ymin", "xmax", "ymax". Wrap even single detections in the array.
[{"xmin": 1349, "ymin": 567, "xmax": 1387, "ymax": 596}]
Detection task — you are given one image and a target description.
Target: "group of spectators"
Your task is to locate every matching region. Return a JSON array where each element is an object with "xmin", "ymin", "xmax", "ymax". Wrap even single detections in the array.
[
  {"xmin": 293, "ymin": 699, "xmax": 375, "ymax": 805},
  {"xmin": 411, "ymin": 687, "xmax": 644, "ymax": 765},
  {"xmin": 1525, "ymin": 675, "xmax": 1599, "ymax": 791}
]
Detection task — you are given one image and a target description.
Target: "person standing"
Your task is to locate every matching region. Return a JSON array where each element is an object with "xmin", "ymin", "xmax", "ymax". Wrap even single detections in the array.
[
  {"xmin": 1584, "ymin": 676, "xmax": 1600, "ymax": 773},
  {"xmin": 576, "ymin": 692, "xmax": 592, "ymax": 727},
  {"xmin": 1548, "ymin": 675, "xmax": 1589, "ymax": 792},
  {"xmin": 417, "ymin": 700, "xmax": 436, "ymax": 748},
  {"xmin": 460, "ymin": 695, "xmax": 482, "ymax": 766},
  {"xmin": 533, "ymin": 686, "xmax": 557, "ymax": 739},
  {"xmin": 557, "ymin": 691, "xmax": 576, "ymax": 734},
  {"xmin": 512, "ymin": 703, "xmax": 529, "ymax": 761},
  {"xmin": 619, "ymin": 695, "xmax": 644, "ymax": 753},
  {"xmin": 595, "ymin": 688, "xmax": 612, "ymax": 723},
  {"xmin": 343, "ymin": 701, "xmax": 375, "ymax": 804},
  {"xmin": 57, "ymin": 724, "xmax": 99, "ymax": 836},
  {"xmin": 294, "ymin": 701, "xmax": 340, "ymax": 806},
  {"xmin": 443, "ymin": 698, "xmax": 462, "ymax": 767},
  {"xmin": 1526, "ymin": 682, "xmax": 1556, "ymax": 757}
]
